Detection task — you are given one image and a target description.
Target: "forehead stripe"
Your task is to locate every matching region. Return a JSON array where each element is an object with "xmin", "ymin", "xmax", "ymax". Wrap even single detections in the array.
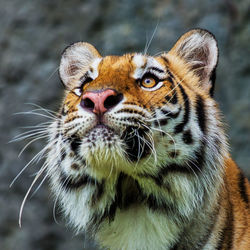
[{"xmin": 147, "ymin": 67, "xmax": 165, "ymax": 73}]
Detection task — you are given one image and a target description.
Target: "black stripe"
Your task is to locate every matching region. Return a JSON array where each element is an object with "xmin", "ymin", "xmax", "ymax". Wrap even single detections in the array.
[
  {"xmin": 139, "ymin": 143, "xmax": 205, "ymax": 189},
  {"xmin": 215, "ymin": 201, "xmax": 234, "ymax": 250},
  {"xmin": 88, "ymin": 202, "xmax": 117, "ymax": 233},
  {"xmin": 161, "ymin": 142, "xmax": 205, "ymax": 176},
  {"xmin": 155, "ymin": 108, "xmax": 181, "ymax": 127},
  {"xmin": 161, "ymin": 55, "xmax": 169, "ymax": 65},
  {"xmin": 113, "ymin": 173, "xmax": 176, "ymax": 215},
  {"xmin": 161, "ymin": 108, "xmax": 181, "ymax": 119},
  {"xmin": 165, "ymin": 76, "xmax": 178, "ymax": 104},
  {"xmin": 96, "ymin": 196, "xmax": 118, "ymax": 226},
  {"xmin": 199, "ymin": 203, "xmax": 221, "ymax": 249},
  {"xmin": 137, "ymin": 172, "xmax": 164, "ymax": 187},
  {"xmin": 116, "ymin": 172, "xmax": 125, "ymax": 209},
  {"xmin": 165, "ymin": 93, "xmax": 178, "ymax": 105},
  {"xmin": 60, "ymin": 149, "xmax": 66, "ymax": 161},
  {"xmin": 209, "ymin": 68, "xmax": 216, "ymax": 97},
  {"xmin": 147, "ymin": 66, "xmax": 165, "ymax": 73},
  {"xmin": 60, "ymin": 172, "xmax": 96, "ymax": 190},
  {"xmin": 91, "ymin": 180, "xmax": 105, "ymax": 206},
  {"xmin": 166, "ymin": 76, "xmax": 174, "ymax": 85},
  {"xmin": 116, "ymin": 109, "xmax": 145, "ymax": 116},
  {"xmin": 61, "ymin": 106, "xmax": 67, "ymax": 116},
  {"xmin": 107, "ymin": 198, "xmax": 118, "ymax": 222},
  {"xmin": 167, "ymin": 69, "xmax": 174, "ymax": 79},
  {"xmin": 94, "ymin": 172, "xmax": 145, "ymax": 225},
  {"xmin": 196, "ymin": 95, "xmax": 206, "ymax": 134},
  {"xmin": 116, "ymin": 173, "xmax": 144, "ymax": 209},
  {"xmin": 161, "ymin": 163, "xmax": 197, "ymax": 175},
  {"xmin": 146, "ymin": 194, "xmax": 175, "ymax": 214},
  {"xmin": 174, "ymin": 84, "xmax": 190, "ymax": 133},
  {"xmin": 170, "ymin": 243, "xmax": 178, "ymax": 250},
  {"xmin": 238, "ymin": 171, "xmax": 249, "ymax": 206},
  {"xmin": 156, "ymin": 118, "xmax": 168, "ymax": 126},
  {"xmin": 69, "ymin": 135, "xmax": 81, "ymax": 155},
  {"xmin": 182, "ymin": 130, "xmax": 193, "ymax": 144},
  {"xmin": 227, "ymin": 194, "xmax": 235, "ymax": 249}
]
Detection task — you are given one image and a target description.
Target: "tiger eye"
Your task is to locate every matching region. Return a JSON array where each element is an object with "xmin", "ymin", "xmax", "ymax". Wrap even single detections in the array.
[{"xmin": 141, "ymin": 77, "xmax": 157, "ymax": 88}]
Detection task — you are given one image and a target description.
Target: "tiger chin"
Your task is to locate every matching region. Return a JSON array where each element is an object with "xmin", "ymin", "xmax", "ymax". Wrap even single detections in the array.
[{"xmin": 45, "ymin": 29, "xmax": 250, "ymax": 250}]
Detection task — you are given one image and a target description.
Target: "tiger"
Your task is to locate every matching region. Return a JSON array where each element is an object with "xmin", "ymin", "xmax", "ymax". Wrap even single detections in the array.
[{"xmin": 44, "ymin": 29, "xmax": 250, "ymax": 249}]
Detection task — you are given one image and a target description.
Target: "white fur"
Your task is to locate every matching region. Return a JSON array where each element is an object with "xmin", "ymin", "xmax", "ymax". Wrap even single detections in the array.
[{"xmin": 97, "ymin": 207, "xmax": 180, "ymax": 250}]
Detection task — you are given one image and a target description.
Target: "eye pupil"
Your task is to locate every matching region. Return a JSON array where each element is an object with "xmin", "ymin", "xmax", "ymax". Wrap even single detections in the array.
[{"xmin": 141, "ymin": 76, "xmax": 156, "ymax": 88}]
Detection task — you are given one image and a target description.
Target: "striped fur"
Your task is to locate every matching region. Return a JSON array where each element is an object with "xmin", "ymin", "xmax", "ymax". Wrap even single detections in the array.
[{"xmin": 46, "ymin": 29, "xmax": 250, "ymax": 249}]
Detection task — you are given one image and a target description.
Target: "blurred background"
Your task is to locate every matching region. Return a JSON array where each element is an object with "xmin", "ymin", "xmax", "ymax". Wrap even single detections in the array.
[{"xmin": 0, "ymin": 0, "xmax": 249, "ymax": 249}]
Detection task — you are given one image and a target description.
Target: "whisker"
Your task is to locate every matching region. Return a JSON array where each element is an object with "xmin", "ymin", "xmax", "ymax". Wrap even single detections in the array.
[
  {"xmin": 14, "ymin": 111, "xmax": 58, "ymax": 120},
  {"xmin": 19, "ymin": 164, "xmax": 47, "ymax": 227},
  {"xmin": 10, "ymin": 141, "xmax": 54, "ymax": 187},
  {"xmin": 144, "ymin": 21, "xmax": 159, "ymax": 55},
  {"xmin": 24, "ymin": 103, "xmax": 59, "ymax": 116},
  {"xmin": 11, "ymin": 130, "xmax": 49, "ymax": 142},
  {"xmin": 46, "ymin": 66, "xmax": 60, "ymax": 82},
  {"xmin": 30, "ymin": 172, "xmax": 49, "ymax": 198},
  {"xmin": 18, "ymin": 135, "xmax": 49, "ymax": 157}
]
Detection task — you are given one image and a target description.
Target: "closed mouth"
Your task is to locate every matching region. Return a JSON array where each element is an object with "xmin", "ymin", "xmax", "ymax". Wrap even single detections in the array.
[
  {"xmin": 94, "ymin": 123, "xmax": 112, "ymax": 130},
  {"xmin": 121, "ymin": 126, "xmax": 152, "ymax": 162}
]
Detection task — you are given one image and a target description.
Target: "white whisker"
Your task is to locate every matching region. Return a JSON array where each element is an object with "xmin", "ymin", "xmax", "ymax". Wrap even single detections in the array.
[
  {"xmin": 19, "ymin": 165, "xmax": 47, "ymax": 227},
  {"xmin": 18, "ymin": 135, "xmax": 49, "ymax": 157}
]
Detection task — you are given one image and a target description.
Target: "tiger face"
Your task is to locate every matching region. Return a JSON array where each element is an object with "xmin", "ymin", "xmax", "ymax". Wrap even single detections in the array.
[
  {"xmin": 51, "ymin": 29, "xmax": 224, "ymax": 186},
  {"xmin": 43, "ymin": 29, "xmax": 250, "ymax": 250},
  {"xmin": 43, "ymin": 29, "xmax": 236, "ymax": 249},
  {"xmin": 59, "ymin": 53, "xmax": 184, "ymax": 178}
]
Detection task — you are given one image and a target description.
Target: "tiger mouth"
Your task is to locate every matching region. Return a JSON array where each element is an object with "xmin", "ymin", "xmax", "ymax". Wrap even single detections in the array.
[
  {"xmin": 121, "ymin": 126, "xmax": 152, "ymax": 161},
  {"xmin": 92, "ymin": 124, "xmax": 152, "ymax": 161},
  {"xmin": 68, "ymin": 123, "xmax": 152, "ymax": 162},
  {"xmin": 83, "ymin": 124, "xmax": 117, "ymax": 144}
]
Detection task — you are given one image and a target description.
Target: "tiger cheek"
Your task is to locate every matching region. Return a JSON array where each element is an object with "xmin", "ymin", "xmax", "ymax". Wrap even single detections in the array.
[{"xmin": 64, "ymin": 93, "xmax": 81, "ymax": 113}]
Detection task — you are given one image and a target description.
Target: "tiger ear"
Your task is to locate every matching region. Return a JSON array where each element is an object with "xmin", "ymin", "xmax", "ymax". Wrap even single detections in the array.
[
  {"xmin": 59, "ymin": 42, "xmax": 101, "ymax": 89},
  {"xmin": 168, "ymin": 29, "xmax": 218, "ymax": 96}
]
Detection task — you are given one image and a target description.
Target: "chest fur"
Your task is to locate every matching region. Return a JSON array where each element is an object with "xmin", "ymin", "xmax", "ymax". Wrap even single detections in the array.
[
  {"xmin": 97, "ymin": 206, "xmax": 180, "ymax": 250},
  {"xmin": 56, "ymin": 172, "xmax": 204, "ymax": 250}
]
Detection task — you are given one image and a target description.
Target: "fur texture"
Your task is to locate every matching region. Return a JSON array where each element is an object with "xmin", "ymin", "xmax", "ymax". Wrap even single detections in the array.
[{"xmin": 45, "ymin": 29, "xmax": 250, "ymax": 250}]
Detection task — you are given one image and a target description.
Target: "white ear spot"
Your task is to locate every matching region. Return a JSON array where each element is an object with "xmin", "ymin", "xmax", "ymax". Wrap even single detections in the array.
[{"xmin": 59, "ymin": 42, "xmax": 101, "ymax": 89}]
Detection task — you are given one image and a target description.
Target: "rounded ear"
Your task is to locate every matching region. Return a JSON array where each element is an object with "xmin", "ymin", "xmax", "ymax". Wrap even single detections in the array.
[
  {"xmin": 59, "ymin": 42, "xmax": 101, "ymax": 89},
  {"xmin": 168, "ymin": 29, "xmax": 218, "ymax": 96}
]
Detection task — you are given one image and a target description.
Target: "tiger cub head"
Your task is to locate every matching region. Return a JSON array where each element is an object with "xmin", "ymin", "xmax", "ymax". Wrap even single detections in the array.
[{"xmin": 49, "ymin": 29, "xmax": 226, "ymax": 185}]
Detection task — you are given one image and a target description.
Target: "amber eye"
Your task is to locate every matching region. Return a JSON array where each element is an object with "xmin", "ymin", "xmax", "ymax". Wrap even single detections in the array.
[{"xmin": 141, "ymin": 77, "xmax": 157, "ymax": 88}]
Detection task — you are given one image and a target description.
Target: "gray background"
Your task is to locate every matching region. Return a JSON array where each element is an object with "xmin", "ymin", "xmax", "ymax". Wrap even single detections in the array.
[{"xmin": 0, "ymin": 0, "xmax": 249, "ymax": 249}]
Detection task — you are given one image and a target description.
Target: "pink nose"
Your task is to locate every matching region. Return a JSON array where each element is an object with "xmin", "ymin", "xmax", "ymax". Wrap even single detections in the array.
[{"xmin": 80, "ymin": 89, "xmax": 123, "ymax": 115}]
